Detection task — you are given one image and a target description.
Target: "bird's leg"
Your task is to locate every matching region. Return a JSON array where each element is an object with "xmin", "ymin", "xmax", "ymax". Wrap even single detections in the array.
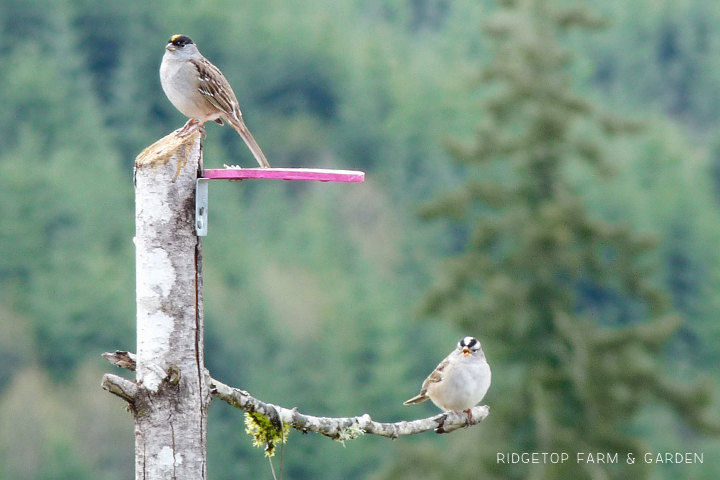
[
  {"xmin": 465, "ymin": 409, "xmax": 473, "ymax": 423},
  {"xmin": 177, "ymin": 119, "xmax": 205, "ymax": 138},
  {"xmin": 176, "ymin": 119, "xmax": 196, "ymax": 136}
]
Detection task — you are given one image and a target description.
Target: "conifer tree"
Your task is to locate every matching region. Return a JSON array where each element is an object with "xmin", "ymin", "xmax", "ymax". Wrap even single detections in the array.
[{"xmin": 395, "ymin": 0, "xmax": 720, "ymax": 478}]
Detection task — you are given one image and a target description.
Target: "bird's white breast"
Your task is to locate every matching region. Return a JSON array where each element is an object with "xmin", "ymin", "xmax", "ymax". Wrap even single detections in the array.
[{"xmin": 427, "ymin": 355, "xmax": 491, "ymax": 412}]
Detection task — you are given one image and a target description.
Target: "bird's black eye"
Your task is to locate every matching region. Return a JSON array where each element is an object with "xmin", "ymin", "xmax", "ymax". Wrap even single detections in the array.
[{"xmin": 169, "ymin": 35, "xmax": 194, "ymax": 47}]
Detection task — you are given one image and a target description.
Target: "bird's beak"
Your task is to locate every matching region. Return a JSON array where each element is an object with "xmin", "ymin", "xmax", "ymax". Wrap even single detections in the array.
[
  {"xmin": 166, "ymin": 44, "xmax": 177, "ymax": 52},
  {"xmin": 462, "ymin": 347, "xmax": 471, "ymax": 356}
]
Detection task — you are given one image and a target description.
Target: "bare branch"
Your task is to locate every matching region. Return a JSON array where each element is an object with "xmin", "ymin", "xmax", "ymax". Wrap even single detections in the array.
[
  {"xmin": 205, "ymin": 371, "xmax": 489, "ymax": 438},
  {"xmin": 103, "ymin": 351, "xmax": 490, "ymax": 437},
  {"xmin": 102, "ymin": 373, "xmax": 138, "ymax": 404}
]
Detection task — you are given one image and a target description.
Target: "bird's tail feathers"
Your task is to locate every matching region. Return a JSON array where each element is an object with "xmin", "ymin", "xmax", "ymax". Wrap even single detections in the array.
[
  {"xmin": 403, "ymin": 394, "xmax": 429, "ymax": 405},
  {"xmin": 228, "ymin": 116, "xmax": 270, "ymax": 168}
]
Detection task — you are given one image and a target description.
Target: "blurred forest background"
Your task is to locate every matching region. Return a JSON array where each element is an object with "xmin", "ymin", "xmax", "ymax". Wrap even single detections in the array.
[{"xmin": 2, "ymin": 0, "xmax": 720, "ymax": 478}]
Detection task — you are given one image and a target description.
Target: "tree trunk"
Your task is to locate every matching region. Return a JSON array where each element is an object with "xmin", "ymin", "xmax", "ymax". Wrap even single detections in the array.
[{"xmin": 133, "ymin": 131, "xmax": 210, "ymax": 479}]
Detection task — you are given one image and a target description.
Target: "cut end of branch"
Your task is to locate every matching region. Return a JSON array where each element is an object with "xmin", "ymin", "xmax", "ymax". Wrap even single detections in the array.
[
  {"xmin": 166, "ymin": 364, "xmax": 181, "ymax": 386},
  {"xmin": 135, "ymin": 129, "xmax": 201, "ymax": 171},
  {"xmin": 102, "ymin": 373, "xmax": 138, "ymax": 406}
]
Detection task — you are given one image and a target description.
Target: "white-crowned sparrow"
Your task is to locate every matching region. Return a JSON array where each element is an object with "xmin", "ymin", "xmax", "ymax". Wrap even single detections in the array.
[
  {"xmin": 160, "ymin": 34, "xmax": 270, "ymax": 168},
  {"xmin": 404, "ymin": 336, "xmax": 491, "ymax": 420}
]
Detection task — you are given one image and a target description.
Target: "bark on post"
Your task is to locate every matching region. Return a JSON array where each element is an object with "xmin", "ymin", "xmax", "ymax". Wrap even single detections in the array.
[{"xmin": 111, "ymin": 130, "xmax": 210, "ymax": 479}]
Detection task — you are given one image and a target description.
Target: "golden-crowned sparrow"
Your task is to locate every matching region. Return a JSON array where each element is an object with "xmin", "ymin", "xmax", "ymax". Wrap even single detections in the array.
[{"xmin": 160, "ymin": 34, "xmax": 270, "ymax": 168}]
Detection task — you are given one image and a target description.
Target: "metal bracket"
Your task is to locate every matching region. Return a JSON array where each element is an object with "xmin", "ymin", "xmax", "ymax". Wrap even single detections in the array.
[{"xmin": 195, "ymin": 178, "xmax": 209, "ymax": 236}]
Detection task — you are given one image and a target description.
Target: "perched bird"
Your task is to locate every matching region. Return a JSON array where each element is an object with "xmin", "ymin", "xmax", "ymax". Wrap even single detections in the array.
[
  {"xmin": 159, "ymin": 34, "xmax": 270, "ymax": 168},
  {"xmin": 404, "ymin": 336, "xmax": 491, "ymax": 421}
]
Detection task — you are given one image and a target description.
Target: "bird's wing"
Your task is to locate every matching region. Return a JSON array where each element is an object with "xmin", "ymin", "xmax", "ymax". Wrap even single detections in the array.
[
  {"xmin": 421, "ymin": 355, "xmax": 451, "ymax": 392},
  {"xmin": 403, "ymin": 355, "xmax": 452, "ymax": 405},
  {"xmin": 190, "ymin": 57, "xmax": 241, "ymax": 119},
  {"xmin": 190, "ymin": 57, "xmax": 270, "ymax": 168}
]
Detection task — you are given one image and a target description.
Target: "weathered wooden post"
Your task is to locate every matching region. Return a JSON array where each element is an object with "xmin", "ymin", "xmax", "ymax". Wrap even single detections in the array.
[{"xmin": 103, "ymin": 131, "xmax": 211, "ymax": 479}]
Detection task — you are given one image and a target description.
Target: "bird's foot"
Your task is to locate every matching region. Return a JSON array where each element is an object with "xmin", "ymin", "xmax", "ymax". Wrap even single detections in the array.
[
  {"xmin": 465, "ymin": 409, "xmax": 474, "ymax": 424},
  {"xmin": 177, "ymin": 119, "xmax": 205, "ymax": 138}
]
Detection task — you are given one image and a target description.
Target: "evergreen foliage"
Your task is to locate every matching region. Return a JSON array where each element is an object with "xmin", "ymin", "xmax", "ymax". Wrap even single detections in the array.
[{"xmin": 376, "ymin": 1, "xmax": 720, "ymax": 479}]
